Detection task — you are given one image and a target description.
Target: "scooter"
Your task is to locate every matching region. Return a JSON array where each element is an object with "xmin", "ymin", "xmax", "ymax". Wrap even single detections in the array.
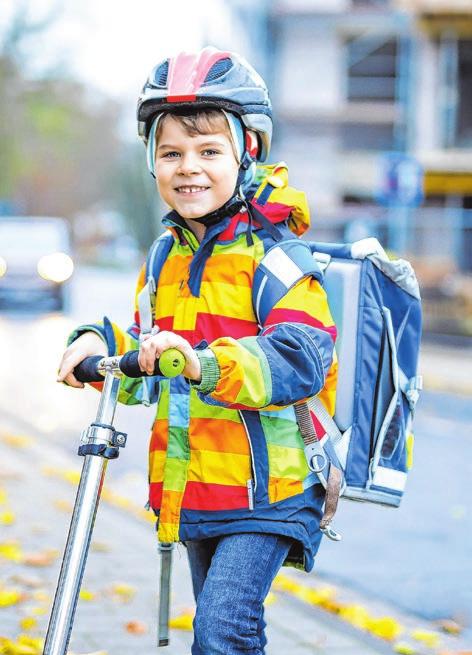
[{"xmin": 43, "ymin": 349, "xmax": 185, "ymax": 655}]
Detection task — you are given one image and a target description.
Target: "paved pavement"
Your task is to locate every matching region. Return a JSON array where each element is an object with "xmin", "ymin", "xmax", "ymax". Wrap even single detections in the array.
[{"xmin": 1, "ymin": 390, "xmax": 471, "ymax": 655}]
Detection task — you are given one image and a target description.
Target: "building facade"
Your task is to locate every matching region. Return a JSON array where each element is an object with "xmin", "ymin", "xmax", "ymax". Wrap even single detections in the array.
[{"xmin": 218, "ymin": 0, "xmax": 472, "ymax": 280}]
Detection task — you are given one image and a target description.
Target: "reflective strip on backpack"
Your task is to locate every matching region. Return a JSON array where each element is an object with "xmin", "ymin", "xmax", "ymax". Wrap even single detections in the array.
[
  {"xmin": 253, "ymin": 240, "xmax": 322, "ymax": 326},
  {"xmin": 371, "ymin": 466, "xmax": 407, "ymax": 492}
]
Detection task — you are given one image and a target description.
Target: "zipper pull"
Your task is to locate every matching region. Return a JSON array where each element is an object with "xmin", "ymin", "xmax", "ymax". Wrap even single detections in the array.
[{"xmin": 247, "ymin": 479, "xmax": 254, "ymax": 510}]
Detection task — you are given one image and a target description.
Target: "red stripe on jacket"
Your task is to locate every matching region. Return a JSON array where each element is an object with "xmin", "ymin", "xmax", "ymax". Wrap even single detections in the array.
[
  {"xmin": 149, "ymin": 481, "xmax": 163, "ymax": 508},
  {"xmin": 155, "ymin": 314, "xmax": 259, "ymax": 345},
  {"xmin": 182, "ymin": 481, "xmax": 249, "ymax": 510},
  {"xmin": 265, "ymin": 308, "xmax": 337, "ymax": 342}
]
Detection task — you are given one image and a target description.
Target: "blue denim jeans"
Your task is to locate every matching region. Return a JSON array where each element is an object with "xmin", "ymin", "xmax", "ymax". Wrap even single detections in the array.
[{"xmin": 186, "ymin": 533, "xmax": 293, "ymax": 655}]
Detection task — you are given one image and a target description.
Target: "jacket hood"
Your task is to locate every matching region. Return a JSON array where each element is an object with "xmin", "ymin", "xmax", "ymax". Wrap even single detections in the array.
[{"xmin": 249, "ymin": 161, "xmax": 311, "ymax": 237}]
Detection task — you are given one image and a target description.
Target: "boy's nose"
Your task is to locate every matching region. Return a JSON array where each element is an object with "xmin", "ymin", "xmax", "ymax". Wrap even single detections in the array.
[{"xmin": 177, "ymin": 153, "xmax": 202, "ymax": 175}]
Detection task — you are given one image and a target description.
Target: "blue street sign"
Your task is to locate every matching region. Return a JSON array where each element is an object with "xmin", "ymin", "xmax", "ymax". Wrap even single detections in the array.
[{"xmin": 377, "ymin": 153, "xmax": 424, "ymax": 207}]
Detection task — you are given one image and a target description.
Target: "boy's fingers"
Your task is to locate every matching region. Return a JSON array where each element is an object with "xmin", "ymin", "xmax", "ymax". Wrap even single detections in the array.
[
  {"xmin": 57, "ymin": 352, "xmax": 87, "ymax": 387},
  {"xmin": 138, "ymin": 340, "xmax": 158, "ymax": 374},
  {"xmin": 63, "ymin": 372, "xmax": 84, "ymax": 389},
  {"xmin": 138, "ymin": 332, "xmax": 190, "ymax": 375}
]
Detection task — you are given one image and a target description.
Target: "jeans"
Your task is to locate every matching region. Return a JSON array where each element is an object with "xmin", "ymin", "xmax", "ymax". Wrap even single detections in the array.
[{"xmin": 186, "ymin": 532, "xmax": 293, "ymax": 655}]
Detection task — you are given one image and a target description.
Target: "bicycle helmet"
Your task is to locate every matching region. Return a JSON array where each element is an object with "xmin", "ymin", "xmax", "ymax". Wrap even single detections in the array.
[{"xmin": 137, "ymin": 46, "xmax": 272, "ymax": 162}]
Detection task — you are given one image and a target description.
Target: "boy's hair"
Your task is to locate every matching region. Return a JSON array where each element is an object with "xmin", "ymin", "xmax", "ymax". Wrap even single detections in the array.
[{"xmin": 155, "ymin": 109, "xmax": 240, "ymax": 161}]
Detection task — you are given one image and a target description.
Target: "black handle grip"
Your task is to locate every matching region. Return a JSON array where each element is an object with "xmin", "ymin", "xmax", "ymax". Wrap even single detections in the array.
[
  {"xmin": 74, "ymin": 356, "xmax": 104, "ymax": 383},
  {"xmin": 73, "ymin": 351, "xmax": 163, "ymax": 383},
  {"xmin": 119, "ymin": 350, "xmax": 164, "ymax": 378}
]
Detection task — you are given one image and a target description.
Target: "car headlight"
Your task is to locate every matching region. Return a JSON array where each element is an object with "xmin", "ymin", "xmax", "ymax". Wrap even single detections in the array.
[
  {"xmin": 37, "ymin": 252, "xmax": 74, "ymax": 283},
  {"xmin": 0, "ymin": 256, "xmax": 6, "ymax": 277}
]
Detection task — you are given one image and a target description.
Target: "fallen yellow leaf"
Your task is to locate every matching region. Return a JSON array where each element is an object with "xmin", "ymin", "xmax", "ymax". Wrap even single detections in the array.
[
  {"xmin": 368, "ymin": 616, "xmax": 403, "ymax": 641},
  {"xmin": 79, "ymin": 589, "xmax": 96, "ymax": 601},
  {"xmin": 20, "ymin": 616, "xmax": 38, "ymax": 631},
  {"xmin": 0, "ymin": 541, "xmax": 23, "ymax": 562},
  {"xmin": 265, "ymin": 591, "xmax": 277, "ymax": 606},
  {"xmin": 109, "ymin": 583, "xmax": 136, "ymax": 603},
  {"xmin": 90, "ymin": 541, "xmax": 111, "ymax": 553},
  {"xmin": 1, "ymin": 433, "xmax": 33, "ymax": 448},
  {"xmin": 0, "ymin": 510, "xmax": 16, "ymax": 526},
  {"xmin": 394, "ymin": 641, "xmax": 418, "ymax": 654},
  {"xmin": 0, "ymin": 588, "xmax": 25, "ymax": 607},
  {"xmin": 338, "ymin": 604, "xmax": 371, "ymax": 630},
  {"xmin": 0, "ymin": 634, "xmax": 44, "ymax": 654},
  {"xmin": 0, "ymin": 488, "xmax": 7, "ymax": 504},
  {"xmin": 411, "ymin": 629, "xmax": 441, "ymax": 648},
  {"xmin": 62, "ymin": 470, "xmax": 81, "ymax": 485},
  {"xmin": 168, "ymin": 610, "xmax": 195, "ymax": 631}
]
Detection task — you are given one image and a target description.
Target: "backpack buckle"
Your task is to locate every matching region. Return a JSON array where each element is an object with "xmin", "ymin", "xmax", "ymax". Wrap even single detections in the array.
[{"xmin": 304, "ymin": 442, "xmax": 327, "ymax": 473}]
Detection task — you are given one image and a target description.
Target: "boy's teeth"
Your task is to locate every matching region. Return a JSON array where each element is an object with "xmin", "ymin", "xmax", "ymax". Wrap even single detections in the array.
[{"xmin": 178, "ymin": 186, "xmax": 207, "ymax": 193}]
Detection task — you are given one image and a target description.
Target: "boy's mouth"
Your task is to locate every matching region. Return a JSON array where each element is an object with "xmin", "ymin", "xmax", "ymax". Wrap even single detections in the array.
[{"xmin": 175, "ymin": 185, "xmax": 210, "ymax": 194}]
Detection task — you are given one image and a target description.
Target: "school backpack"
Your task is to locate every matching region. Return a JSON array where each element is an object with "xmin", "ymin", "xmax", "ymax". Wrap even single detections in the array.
[
  {"xmin": 137, "ymin": 233, "xmax": 422, "ymax": 537},
  {"xmin": 253, "ymin": 236, "xmax": 422, "ymax": 511}
]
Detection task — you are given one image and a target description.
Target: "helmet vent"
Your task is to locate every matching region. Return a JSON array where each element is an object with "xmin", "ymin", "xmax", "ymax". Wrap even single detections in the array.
[
  {"xmin": 152, "ymin": 61, "xmax": 169, "ymax": 87},
  {"xmin": 203, "ymin": 58, "xmax": 232, "ymax": 84}
]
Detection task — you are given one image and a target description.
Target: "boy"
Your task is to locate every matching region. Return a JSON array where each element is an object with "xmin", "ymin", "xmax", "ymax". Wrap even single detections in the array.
[{"xmin": 57, "ymin": 47, "xmax": 337, "ymax": 655}]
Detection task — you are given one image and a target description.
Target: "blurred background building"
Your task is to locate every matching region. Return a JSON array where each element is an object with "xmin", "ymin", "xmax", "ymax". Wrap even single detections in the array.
[{"xmin": 210, "ymin": 0, "xmax": 472, "ymax": 335}]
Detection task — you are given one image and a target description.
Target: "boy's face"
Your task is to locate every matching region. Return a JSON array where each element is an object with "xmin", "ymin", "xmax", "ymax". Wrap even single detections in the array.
[{"xmin": 155, "ymin": 116, "xmax": 239, "ymax": 220}]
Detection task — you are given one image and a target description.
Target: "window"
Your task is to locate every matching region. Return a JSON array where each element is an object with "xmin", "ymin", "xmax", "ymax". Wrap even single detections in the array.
[
  {"xmin": 342, "ymin": 35, "xmax": 399, "ymax": 150},
  {"xmin": 346, "ymin": 36, "xmax": 398, "ymax": 102}
]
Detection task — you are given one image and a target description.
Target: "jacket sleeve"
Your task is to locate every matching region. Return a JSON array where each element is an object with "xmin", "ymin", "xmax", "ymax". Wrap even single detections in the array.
[
  {"xmin": 66, "ymin": 263, "xmax": 160, "ymax": 406},
  {"xmin": 193, "ymin": 275, "xmax": 337, "ymax": 413}
]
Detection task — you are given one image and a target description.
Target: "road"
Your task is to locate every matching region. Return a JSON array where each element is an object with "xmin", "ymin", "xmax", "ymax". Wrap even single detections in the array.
[{"xmin": 1, "ymin": 266, "xmax": 471, "ymax": 638}]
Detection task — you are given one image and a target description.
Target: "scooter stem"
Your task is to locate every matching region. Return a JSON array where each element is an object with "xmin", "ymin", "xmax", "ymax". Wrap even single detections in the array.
[{"xmin": 43, "ymin": 370, "xmax": 120, "ymax": 655}]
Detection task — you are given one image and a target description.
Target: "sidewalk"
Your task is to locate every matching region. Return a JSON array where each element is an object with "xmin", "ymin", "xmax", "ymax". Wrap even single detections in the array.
[{"xmin": 1, "ymin": 411, "xmax": 470, "ymax": 655}]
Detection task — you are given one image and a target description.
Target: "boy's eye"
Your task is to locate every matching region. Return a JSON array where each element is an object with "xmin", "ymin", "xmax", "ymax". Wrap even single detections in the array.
[
  {"xmin": 202, "ymin": 149, "xmax": 220, "ymax": 156},
  {"xmin": 161, "ymin": 151, "xmax": 180, "ymax": 158}
]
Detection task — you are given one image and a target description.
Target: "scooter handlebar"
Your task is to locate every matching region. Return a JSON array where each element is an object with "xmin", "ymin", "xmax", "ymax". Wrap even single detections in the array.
[{"xmin": 73, "ymin": 349, "xmax": 186, "ymax": 383}]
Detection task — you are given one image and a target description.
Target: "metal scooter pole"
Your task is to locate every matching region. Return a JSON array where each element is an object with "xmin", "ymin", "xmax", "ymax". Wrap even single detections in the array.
[
  {"xmin": 43, "ymin": 349, "xmax": 185, "ymax": 654},
  {"xmin": 43, "ymin": 366, "xmax": 123, "ymax": 655}
]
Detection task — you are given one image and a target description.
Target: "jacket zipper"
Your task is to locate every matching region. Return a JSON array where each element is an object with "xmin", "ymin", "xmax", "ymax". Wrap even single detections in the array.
[{"xmin": 239, "ymin": 411, "xmax": 256, "ymax": 510}]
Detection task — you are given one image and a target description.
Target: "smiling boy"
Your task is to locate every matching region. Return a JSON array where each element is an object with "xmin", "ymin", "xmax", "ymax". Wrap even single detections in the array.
[{"xmin": 58, "ymin": 47, "xmax": 337, "ymax": 655}]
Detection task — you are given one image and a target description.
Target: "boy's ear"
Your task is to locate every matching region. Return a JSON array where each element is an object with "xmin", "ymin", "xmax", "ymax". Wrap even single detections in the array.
[{"xmin": 245, "ymin": 131, "xmax": 259, "ymax": 159}]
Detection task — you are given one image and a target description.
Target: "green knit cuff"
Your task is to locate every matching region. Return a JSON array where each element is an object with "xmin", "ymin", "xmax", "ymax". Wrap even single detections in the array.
[
  {"xmin": 67, "ymin": 325, "xmax": 108, "ymax": 349},
  {"xmin": 192, "ymin": 348, "xmax": 220, "ymax": 394}
]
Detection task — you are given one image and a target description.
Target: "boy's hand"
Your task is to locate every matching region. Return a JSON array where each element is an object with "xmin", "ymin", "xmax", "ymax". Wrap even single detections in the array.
[
  {"xmin": 57, "ymin": 332, "xmax": 108, "ymax": 388},
  {"xmin": 139, "ymin": 331, "xmax": 201, "ymax": 382}
]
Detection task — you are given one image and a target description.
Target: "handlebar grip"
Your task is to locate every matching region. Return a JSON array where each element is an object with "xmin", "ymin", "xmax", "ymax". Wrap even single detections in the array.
[
  {"xmin": 73, "ymin": 349, "xmax": 186, "ymax": 383},
  {"xmin": 119, "ymin": 350, "xmax": 157, "ymax": 377},
  {"xmin": 73, "ymin": 356, "xmax": 104, "ymax": 383},
  {"xmin": 120, "ymin": 349, "xmax": 185, "ymax": 378}
]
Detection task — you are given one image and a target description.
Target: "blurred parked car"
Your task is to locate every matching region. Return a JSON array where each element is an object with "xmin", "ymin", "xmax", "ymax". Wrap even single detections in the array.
[{"xmin": 0, "ymin": 216, "xmax": 74, "ymax": 311}]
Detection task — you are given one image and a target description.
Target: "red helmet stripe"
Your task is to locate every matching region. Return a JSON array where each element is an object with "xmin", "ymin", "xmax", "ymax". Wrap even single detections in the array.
[
  {"xmin": 167, "ymin": 47, "xmax": 232, "ymax": 101},
  {"xmin": 165, "ymin": 94, "xmax": 197, "ymax": 102}
]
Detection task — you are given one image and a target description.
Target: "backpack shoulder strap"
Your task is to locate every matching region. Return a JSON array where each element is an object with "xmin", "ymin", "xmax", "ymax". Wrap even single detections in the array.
[
  {"xmin": 137, "ymin": 232, "xmax": 174, "ymax": 336},
  {"xmin": 252, "ymin": 238, "xmax": 322, "ymax": 327}
]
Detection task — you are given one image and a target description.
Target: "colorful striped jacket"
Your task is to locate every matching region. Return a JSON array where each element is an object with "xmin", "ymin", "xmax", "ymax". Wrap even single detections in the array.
[{"xmin": 70, "ymin": 163, "xmax": 338, "ymax": 571}]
